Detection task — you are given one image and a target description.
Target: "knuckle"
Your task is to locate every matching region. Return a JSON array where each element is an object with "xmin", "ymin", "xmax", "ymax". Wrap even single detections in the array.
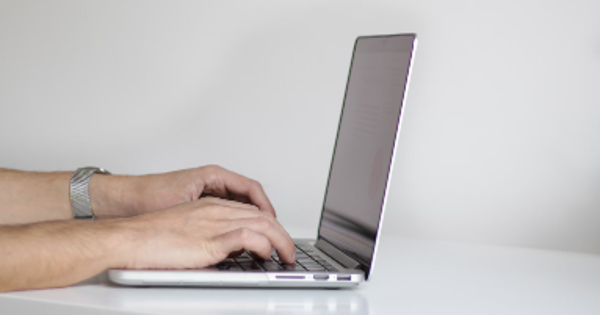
[
  {"xmin": 205, "ymin": 164, "xmax": 222, "ymax": 172},
  {"xmin": 251, "ymin": 180, "xmax": 263, "ymax": 190},
  {"xmin": 201, "ymin": 204, "xmax": 222, "ymax": 217},
  {"xmin": 236, "ymin": 228, "xmax": 252, "ymax": 242},
  {"xmin": 254, "ymin": 216, "xmax": 273, "ymax": 229},
  {"xmin": 259, "ymin": 208, "xmax": 275, "ymax": 218}
]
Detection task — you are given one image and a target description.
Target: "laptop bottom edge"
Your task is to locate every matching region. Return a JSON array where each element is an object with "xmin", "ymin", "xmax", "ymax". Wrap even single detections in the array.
[{"xmin": 108, "ymin": 269, "xmax": 363, "ymax": 288}]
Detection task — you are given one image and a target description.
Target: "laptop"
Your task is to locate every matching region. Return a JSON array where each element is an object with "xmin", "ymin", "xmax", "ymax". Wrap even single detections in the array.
[{"xmin": 109, "ymin": 33, "xmax": 418, "ymax": 288}]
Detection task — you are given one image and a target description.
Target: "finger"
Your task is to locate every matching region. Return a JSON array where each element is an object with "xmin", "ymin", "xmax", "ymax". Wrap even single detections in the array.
[
  {"xmin": 205, "ymin": 167, "xmax": 276, "ymax": 217},
  {"xmin": 192, "ymin": 202, "xmax": 265, "ymax": 222},
  {"xmin": 211, "ymin": 228, "xmax": 273, "ymax": 261},
  {"xmin": 230, "ymin": 193, "xmax": 252, "ymax": 205},
  {"xmin": 219, "ymin": 217, "xmax": 296, "ymax": 264},
  {"xmin": 200, "ymin": 196, "xmax": 259, "ymax": 212}
]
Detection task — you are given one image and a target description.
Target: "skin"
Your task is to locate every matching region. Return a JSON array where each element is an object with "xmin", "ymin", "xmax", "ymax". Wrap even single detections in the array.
[{"xmin": 0, "ymin": 165, "xmax": 296, "ymax": 292}]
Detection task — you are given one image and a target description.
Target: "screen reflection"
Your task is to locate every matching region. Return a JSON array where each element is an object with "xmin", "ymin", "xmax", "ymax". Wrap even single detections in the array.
[{"xmin": 104, "ymin": 286, "xmax": 369, "ymax": 315}]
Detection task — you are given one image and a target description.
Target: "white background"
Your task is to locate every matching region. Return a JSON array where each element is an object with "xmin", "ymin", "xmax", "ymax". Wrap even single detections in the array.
[{"xmin": 1, "ymin": 0, "xmax": 599, "ymax": 254}]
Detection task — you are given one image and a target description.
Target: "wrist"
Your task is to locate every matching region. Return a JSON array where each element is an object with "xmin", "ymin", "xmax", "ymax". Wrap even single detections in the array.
[
  {"xmin": 89, "ymin": 174, "xmax": 139, "ymax": 218},
  {"xmin": 104, "ymin": 215, "xmax": 151, "ymax": 269},
  {"xmin": 98, "ymin": 217, "xmax": 144, "ymax": 269}
]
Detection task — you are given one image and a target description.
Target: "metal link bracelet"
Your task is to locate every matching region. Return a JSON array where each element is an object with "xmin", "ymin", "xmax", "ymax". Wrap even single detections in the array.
[{"xmin": 70, "ymin": 167, "xmax": 111, "ymax": 220}]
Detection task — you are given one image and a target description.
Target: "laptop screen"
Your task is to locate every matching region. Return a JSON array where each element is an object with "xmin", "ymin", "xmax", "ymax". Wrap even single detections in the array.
[{"xmin": 318, "ymin": 34, "xmax": 416, "ymax": 278}]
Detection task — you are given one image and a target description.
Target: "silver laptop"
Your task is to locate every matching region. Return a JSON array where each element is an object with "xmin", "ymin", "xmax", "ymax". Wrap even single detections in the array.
[{"xmin": 109, "ymin": 33, "xmax": 418, "ymax": 288}]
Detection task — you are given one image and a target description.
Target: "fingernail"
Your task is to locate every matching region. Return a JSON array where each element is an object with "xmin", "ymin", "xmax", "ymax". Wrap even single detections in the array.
[{"xmin": 292, "ymin": 251, "xmax": 296, "ymax": 261}]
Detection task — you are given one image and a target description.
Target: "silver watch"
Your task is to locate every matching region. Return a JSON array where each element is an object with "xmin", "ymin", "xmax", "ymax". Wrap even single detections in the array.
[{"xmin": 70, "ymin": 167, "xmax": 111, "ymax": 220}]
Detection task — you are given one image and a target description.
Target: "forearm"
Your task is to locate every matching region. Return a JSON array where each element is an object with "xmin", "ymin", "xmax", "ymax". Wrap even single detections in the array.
[
  {"xmin": 0, "ymin": 168, "xmax": 138, "ymax": 224},
  {"xmin": 0, "ymin": 169, "xmax": 72, "ymax": 224},
  {"xmin": 0, "ymin": 219, "xmax": 133, "ymax": 292}
]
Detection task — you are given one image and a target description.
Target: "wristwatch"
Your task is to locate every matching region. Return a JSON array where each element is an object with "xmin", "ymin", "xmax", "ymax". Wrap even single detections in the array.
[{"xmin": 70, "ymin": 167, "xmax": 111, "ymax": 220}]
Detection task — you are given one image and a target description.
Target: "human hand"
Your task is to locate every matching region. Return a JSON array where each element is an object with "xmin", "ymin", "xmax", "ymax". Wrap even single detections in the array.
[
  {"xmin": 114, "ymin": 196, "xmax": 296, "ymax": 269},
  {"xmin": 91, "ymin": 165, "xmax": 275, "ymax": 219}
]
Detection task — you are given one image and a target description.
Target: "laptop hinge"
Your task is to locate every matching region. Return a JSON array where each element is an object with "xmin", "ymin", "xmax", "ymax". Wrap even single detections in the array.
[{"xmin": 314, "ymin": 239, "xmax": 361, "ymax": 270}]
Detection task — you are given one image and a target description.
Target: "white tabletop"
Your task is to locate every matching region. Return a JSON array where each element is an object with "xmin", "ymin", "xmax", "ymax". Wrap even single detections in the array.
[{"xmin": 2, "ymin": 228, "xmax": 600, "ymax": 315}]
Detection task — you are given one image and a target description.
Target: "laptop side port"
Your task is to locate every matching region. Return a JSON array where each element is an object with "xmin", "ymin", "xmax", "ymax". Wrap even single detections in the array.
[
  {"xmin": 313, "ymin": 274, "xmax": 329, "ymax": 281},
  {"xmin": 337, "ymin": 275, "xmax": 351, "ymax": 281},
  {"xmin": 276, "ymin": 275, "xmax": 305, "ymax": 280}
]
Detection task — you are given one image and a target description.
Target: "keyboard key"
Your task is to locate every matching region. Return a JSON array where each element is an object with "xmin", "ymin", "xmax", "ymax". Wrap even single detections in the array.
[
  {"xmin": 305, "ymin": 265, "xmax": 326, "ymax": 271},
  {"xmin": 298, "ymin": 260, "xmax": 321, "ymax": 266},
  {"xmin": 235, "ymin": 256, "xmax": 252, "ymax": 263},
  {"xmin": 296, "ymin": 244, "xmax": 313, "ymax": 251},
  {"xmin": 238, "ymin": 252, "xmax": 252, "ymax": 258},
  {"xmin": 215, "ymin": 261, "xmax": 238, "ymax": 271},
  {"xmin": 261, "ymin": 261, "xmax": 283, "ymax": 271},
  {"xmin": 281, "ymin": 264, "xmax": 306, "ymax": 272},
  {"xmin": 225, "ymin": 265, "xmax": 243, "ymax": 271},
  {"xmin": 237, "ymin": 261, "xmax": 264, "ymax": 271}
]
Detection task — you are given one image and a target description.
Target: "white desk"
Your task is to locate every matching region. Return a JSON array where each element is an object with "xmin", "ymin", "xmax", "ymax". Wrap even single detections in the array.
[{"xmin": 2, "ymin": 228, "xmax": 600, "ymax": 315}]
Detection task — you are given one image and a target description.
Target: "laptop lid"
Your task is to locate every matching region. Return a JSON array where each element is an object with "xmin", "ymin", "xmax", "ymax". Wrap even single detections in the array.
[{"xmin": 316, "ymin": 34, "xmax": 417, "ymax": 280}]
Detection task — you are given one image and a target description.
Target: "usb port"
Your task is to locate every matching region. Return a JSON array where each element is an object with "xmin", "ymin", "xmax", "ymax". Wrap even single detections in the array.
[
  {"xmin": 337, "ymin": 275, "xmax": 351, "ymax": 281},
  {"xmin": 313, "ymin": 274, "xmax": 329, "ymax": 281}
]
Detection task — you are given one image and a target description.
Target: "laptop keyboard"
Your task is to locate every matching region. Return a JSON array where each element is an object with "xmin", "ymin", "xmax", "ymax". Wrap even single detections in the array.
[{"xmin": 214, "ymin": 243, "xmax": 338, "ymax": 272}]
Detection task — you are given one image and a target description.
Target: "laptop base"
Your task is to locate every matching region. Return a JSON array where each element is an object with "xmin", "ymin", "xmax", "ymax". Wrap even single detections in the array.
[{"xmin": 108, "ymin": 240, "xmax": 364, "ymax": 289}]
